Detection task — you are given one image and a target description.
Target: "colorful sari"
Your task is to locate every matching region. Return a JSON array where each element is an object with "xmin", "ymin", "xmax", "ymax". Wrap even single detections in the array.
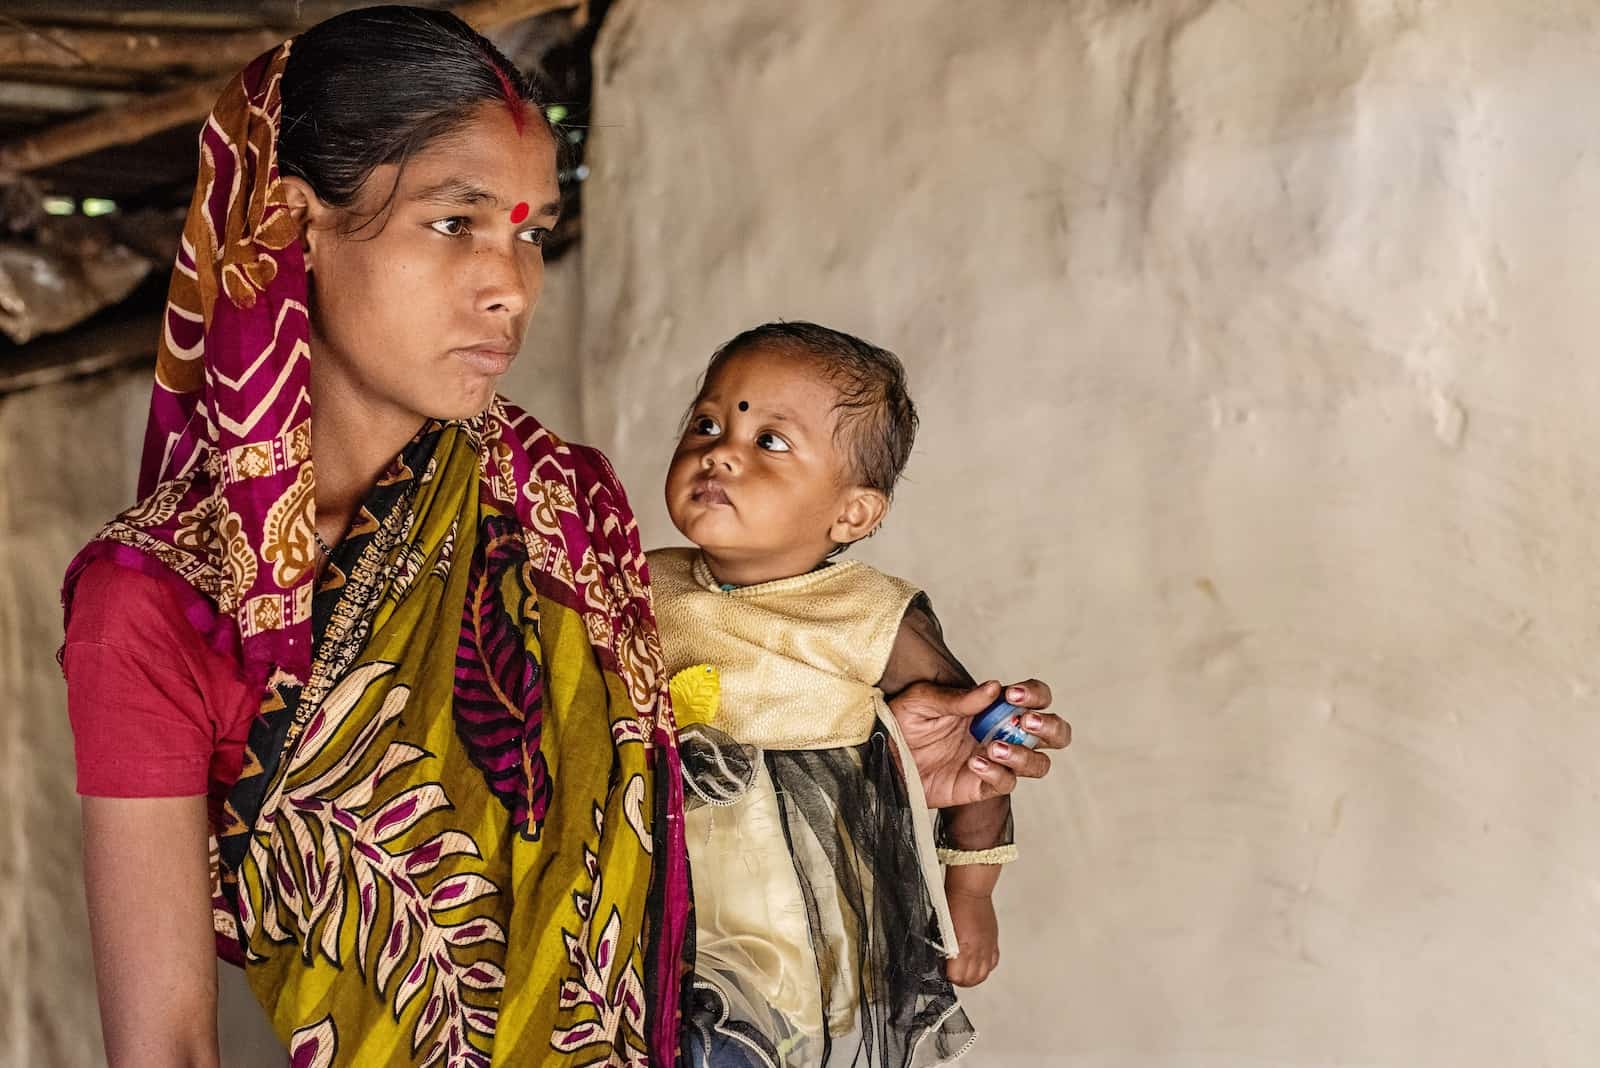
[{"xmin": 60, "ymin": 44, "xmax": 689, "ymax": 1067}]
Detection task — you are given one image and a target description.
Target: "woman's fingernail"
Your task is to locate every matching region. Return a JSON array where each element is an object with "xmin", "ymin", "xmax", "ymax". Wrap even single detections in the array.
[
  {"xmin": 1008, "ymin": 687, "xmax": 1026, "ymax": 702},
  {"xmin": 1023, "ymin": 714, "xmax": 1043, "ymax": 730},
  {"xmin": 990, "ymin": 742, "xmax": 1012, "ymax": 759},
  {"xmin": 971, "ymin": 757, "xmax": 990, "ymax": 771}
]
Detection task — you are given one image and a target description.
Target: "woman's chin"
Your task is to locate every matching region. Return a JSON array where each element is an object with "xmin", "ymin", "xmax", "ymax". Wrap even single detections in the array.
[{"xmin": 418, "ymin": 382, "xmax": 500, "ymax": 422}]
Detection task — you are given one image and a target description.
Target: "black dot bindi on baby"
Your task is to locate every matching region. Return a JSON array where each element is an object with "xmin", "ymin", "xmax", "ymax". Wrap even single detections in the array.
[{"xmin": 738, "ymin": 401, "xmax": 749, "ymax": 411}]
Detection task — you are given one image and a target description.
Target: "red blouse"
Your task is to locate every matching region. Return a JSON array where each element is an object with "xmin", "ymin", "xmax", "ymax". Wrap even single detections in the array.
[{"xmin": 62, "ymin": 559, "xmax": 258, "ymax": 820}]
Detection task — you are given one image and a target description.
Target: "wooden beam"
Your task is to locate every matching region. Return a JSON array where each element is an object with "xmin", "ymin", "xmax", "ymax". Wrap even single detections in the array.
[
  {"xmin": 0, "ymin": 0, "xmax": 573, "ymax": 70},
  {"xmin": 0, "ymin": 2, "xmax": 373, "ymax": 30},
  {"xmin": 0, "ymin": 310, "xmax": 159, "ymax": 395},
  {"xmin": 0, "ymin": 65, "xmax": 169, "ymax": 90},
  {"xmin": 0, "ymin": 26, "xmax": 283, "ymax": 71},
  {"xmin": 0, "ymin": 81, "xmax": 133, "ymax": 112},
  {"xmin": 0, "ymin": 74, "xmax": 227, "ymax": 173},
  {"xmin": 0, "ymin": 0, "xmax": 581, "ymax": 176}
]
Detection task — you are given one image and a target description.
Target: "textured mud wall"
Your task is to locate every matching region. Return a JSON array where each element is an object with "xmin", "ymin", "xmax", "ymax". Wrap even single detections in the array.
[
  {"xmin": 9, "ymin": 1, "xmax": 1600, "ymax": 1063},
  {"xmin": 579, "ymin": 2, "xmax": 1600, "ymax": 1064}
]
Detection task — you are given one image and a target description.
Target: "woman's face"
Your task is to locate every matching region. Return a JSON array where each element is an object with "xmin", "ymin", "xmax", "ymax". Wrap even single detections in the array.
[{"xmin": 295, "ymin": 101, "xmax": 560, "ymax": 425}]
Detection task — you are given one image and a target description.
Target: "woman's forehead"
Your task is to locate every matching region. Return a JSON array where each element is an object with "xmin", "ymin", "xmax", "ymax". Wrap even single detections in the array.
[{"xmin": 400, "ymin": 109, "xmax": 558, "ymax": 201}]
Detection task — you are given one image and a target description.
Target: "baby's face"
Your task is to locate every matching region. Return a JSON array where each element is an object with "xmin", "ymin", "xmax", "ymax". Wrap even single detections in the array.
[{"xmin": 666, "ymin": 345, "xmax": 859, "ymax": 575}]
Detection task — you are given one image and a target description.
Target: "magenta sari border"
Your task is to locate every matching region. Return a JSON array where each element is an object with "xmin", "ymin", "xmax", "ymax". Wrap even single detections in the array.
[
  {"xmin": 649, "ymin": 723, "xmax": 691, "ymax": 1064},
  {"xmin": 215, "ymin": 931, "xmax": 246, "ymax": 968}
]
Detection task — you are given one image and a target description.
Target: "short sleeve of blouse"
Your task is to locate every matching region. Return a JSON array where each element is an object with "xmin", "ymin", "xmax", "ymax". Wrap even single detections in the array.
[{"xmin": 62, "ymin": 559, "xmax": 243, "ymax": 798}]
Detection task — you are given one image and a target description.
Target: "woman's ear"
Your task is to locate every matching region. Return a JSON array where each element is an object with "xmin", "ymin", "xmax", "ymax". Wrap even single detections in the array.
[
  {"xmin": 829, "ymin": 487, "xmax": 890, "ymax": 548},
  {"xmin": 279, "ymin": 176, "xmax": 327, "ymax": 271}
]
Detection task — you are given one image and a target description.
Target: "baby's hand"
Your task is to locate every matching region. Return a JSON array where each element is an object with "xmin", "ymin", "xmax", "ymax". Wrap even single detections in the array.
[{"xmin": 944, "ymin": 888, "xmax": 1000, "ymax": 987}]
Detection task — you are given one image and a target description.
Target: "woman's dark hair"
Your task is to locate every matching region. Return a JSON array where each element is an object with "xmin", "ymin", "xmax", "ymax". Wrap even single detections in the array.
[
  {"xmin": 698, "ymin": 321, "xmax": 920, "ymax": 500},
  {"xmin": 279, "ymin": 5, "xmax": 555, "ymax": 219}
]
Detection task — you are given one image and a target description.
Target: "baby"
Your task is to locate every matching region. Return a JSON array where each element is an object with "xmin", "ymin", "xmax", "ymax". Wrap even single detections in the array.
[{"xmin": 648, "ymin": 322, "xmax": 1023, "ymax": 1067}]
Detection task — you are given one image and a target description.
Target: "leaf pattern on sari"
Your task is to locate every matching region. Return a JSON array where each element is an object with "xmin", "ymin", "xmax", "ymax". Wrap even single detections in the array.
[
  {"xmin": 454, "ymin": 512, "xmax": 552, "ymax": 839},
  {"xmin": 288, "ymin": 1016, "xmax": 337, "ymax": 1068},
  {"xmin": 246, "ymin": 661, "xmax": 505, "ymax": 1067},
  {"xmin": 550, "ymin": 802, "xmax": 649, "ymax": 1067},
  {"xmin": 622, "ymin": 774, "xmax": 650, "ymax": 856}
]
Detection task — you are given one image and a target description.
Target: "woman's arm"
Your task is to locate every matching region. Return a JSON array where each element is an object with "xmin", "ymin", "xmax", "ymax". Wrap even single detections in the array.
[
  {"xmin": 81, "ymin": 795, "xmax": 221, "ymax": 1068},
  {"xmin": 881, "ymin": 594, "xmax": 1067, "ymax": 807},
  {"xmin": 880, "ymin": 594, "xmax": 1016, "ymax": 837}
]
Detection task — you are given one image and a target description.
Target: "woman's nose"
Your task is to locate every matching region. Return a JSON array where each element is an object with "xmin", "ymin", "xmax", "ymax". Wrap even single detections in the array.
[{"xmin": 475, "ymin": 246, "xmax": 532, "ymax": 318}]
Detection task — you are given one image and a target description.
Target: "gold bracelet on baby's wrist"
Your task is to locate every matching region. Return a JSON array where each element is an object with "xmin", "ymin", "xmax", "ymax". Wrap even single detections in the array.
[{"xmin": 937, "ymin": 844, "xmax": 1018, "ymax": 866}]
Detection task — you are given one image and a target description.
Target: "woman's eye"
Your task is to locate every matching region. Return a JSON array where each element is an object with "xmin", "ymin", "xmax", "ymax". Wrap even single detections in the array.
[
  {"xmin": 692, "ymin": 415, "xmax": 722, "ymax": 436},
  {"xmin": 756, "ymin": 432, "xmax": 791, "ymax": 453},
  {"xmin": 429, "ymin": 217, "xmax": 469, "ymax": 237},
  {"xmin": 518, "ymin": 228, "xmax": 550, "ymax": 247}
]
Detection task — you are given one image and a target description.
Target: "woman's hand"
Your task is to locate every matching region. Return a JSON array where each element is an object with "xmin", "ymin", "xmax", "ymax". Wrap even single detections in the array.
[
  {"xmin": 888, "ymin": 679, "xmax": 1068, "ymax": 808},
  {"xmin": 81, "ymin": 795, "xmax": 222, "ymax": 1067}
]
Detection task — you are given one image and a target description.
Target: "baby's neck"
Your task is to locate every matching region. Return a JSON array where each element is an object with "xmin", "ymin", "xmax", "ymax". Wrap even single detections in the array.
[{"xmin": 698, "ymin": 547, "xmax": 833, "ymax": 589}]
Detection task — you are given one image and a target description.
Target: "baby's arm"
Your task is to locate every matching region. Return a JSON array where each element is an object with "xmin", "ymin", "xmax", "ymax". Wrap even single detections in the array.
[{"xmin": 880, "ymin": 594, "xmax": 1013, "ymax": 987}]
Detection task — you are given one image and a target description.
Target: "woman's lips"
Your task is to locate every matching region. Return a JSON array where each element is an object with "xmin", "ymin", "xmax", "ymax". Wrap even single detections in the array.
[{"xmin": 453, "ymin": 346, "xmax": 517, "ymax": 375}]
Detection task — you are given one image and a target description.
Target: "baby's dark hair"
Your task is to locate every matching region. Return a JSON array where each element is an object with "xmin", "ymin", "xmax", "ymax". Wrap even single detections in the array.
[{"xmin": 701, "ymin": 321, "xmax": 919, "ymax": 498}]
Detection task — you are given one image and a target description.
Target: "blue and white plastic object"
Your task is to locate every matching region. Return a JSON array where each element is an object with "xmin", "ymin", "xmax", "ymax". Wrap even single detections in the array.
[{"xmin": 969, "ymin": 697, "xmax": 1042, "ymax": 750}]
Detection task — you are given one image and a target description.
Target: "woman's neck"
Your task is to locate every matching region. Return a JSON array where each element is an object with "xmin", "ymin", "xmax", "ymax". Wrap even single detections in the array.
[{"xmin": 310, "ymin": 360, "xmax": 426, "ymax": 544}]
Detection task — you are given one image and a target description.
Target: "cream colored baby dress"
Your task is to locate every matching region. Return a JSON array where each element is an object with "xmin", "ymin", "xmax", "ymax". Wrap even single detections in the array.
[{"xmin": 650, "ymin": 547, "xmax": 976, "ymax": 1068}]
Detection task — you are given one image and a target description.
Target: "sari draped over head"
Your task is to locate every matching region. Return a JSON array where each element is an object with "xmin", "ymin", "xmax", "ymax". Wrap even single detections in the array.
[{"xmin": 61, "ymin": 44, "xmax": 690, "ymax": 1067}]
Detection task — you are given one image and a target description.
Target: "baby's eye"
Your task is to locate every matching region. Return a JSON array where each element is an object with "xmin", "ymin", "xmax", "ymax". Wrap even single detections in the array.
[
  {"xmin": 692, "ymin": 415, "xmax": 722, "ymax": 436},
  {"xmin": 518, "ymin": 227, "xmax": 549, "ymax": 246},
  {"xmin": 756, "ymin": 431, "xmax": 791, "ymax": 453},
  {"xmin": 429, "ymin": 217, "xmax": 470, "ymax": 237}
]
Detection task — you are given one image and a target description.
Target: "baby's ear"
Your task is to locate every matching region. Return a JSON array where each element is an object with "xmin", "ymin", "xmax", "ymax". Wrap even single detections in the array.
[{"xmin": 830, "ymin": 487, "xmax": 890, "ymax": 547}]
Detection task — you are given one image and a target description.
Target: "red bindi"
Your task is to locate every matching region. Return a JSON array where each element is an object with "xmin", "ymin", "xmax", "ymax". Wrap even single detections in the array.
[{"xmin": 510, "ymin": 202, "xmax": 530, "ymax": 224}]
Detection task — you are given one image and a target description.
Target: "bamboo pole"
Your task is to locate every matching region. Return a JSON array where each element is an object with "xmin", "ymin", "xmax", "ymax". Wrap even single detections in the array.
[{"xmin": 0, "ymin": 0, "xmax": 580, "ymax": 176}]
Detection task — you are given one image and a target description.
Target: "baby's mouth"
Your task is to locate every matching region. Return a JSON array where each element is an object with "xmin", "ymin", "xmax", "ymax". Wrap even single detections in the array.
[{"xmin": 692, "ymin": 479, "xmax": 732, "ymax": 506}]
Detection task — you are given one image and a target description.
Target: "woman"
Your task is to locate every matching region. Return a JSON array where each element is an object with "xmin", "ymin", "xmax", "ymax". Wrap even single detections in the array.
[{"xmin": 60, "ymin": 7, "xmax": 1065, "ymax": 1066}]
